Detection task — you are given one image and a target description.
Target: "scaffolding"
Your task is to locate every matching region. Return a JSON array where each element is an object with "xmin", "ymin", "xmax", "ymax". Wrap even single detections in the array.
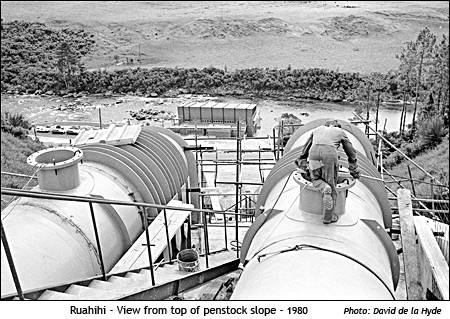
[{"xmin": 1, "ymin": 115, "xmax": 449, "ymax": 300}]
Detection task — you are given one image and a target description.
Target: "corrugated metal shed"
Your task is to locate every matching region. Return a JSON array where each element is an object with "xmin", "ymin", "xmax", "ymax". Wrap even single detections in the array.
[
  {"xmin": 176, "ymin": 102, "xmax": 258, "ymax": 136},
  {"xmin": 73, "ymin": 124, "xmax": 142, "ymax": 146}
]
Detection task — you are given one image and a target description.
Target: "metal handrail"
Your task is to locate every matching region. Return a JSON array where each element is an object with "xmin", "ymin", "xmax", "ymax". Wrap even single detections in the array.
[
  {"xmin": 1, "ymin": 171, "xmax": 37, "ymax": 179},
  {"xmin": 388, "ymin": 197, "xmax": 449, "ymax": 203},
  {"xmin": 384, "ymin": 174, "xmax": 449, "ymax": 188},
  {"xmin": 162, "ymin": 208, "xmax": 172, "ymax": 263},
  {"xmin": 88, "ymin": 202, "xmax": 106, "ymax": 281},
  {"xmin": 1, "ymin": 188, "xmax": 253, "ymax": 217},
  {"xmin": 0, "ymin": 220, "xmax": 24, "ymax": 300},
  {"xmin": 142, "ymin": 210, "xmax": 155, "ymax": 286},
  {"xmin": 1, "ymin": 186, "xmax": 252, "ymax": 300}
]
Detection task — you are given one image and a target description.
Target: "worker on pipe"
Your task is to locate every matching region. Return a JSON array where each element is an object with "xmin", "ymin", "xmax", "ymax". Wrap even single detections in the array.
[{"xmin": 295, "ymin": 119, "xmax": 360, "ymax": 224}]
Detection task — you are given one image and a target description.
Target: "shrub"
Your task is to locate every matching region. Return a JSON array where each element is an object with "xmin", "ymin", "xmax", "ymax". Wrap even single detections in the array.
[
  {"xmin": 384, "ymin": 151, "xmax": 404, "ymax": 169},
  {"xmin": 1, "ymin": 21, "xmax": 94, "ymax": 94},
  {"xmin": 1, "ymin": 112, "xmax": 31, "ymax": 137},
  {"xmin": 418, "ymin": 116, "xmax": 446, "ymax": 147}
]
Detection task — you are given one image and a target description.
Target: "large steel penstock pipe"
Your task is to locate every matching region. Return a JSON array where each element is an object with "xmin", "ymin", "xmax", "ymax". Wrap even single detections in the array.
[
  {"xmin": 1, "ymin": 127, "xmax": 197, "ymax": 297},
  {"xmin": 231, "ymin": 119, "xmax": 399, "ymax": 300}
]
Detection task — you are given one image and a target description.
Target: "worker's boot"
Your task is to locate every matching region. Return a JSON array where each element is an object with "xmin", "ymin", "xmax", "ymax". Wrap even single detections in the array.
[
  {"xmin": 322, "ymin": 185, "xmax": 338, "ymax": 224},
  {"xmin": 322, "ymin": 185, "xmax": 333, "ymax": 211}
]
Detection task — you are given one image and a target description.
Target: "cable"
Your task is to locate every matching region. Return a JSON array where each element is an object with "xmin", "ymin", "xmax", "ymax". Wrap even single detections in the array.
[
  {"xmin": 256, "ymin": 171, "xmax": 299, "ymax": 248},
  {"xmin": 238, "ymin": 171, "xmax": 296, "ymax": 255},
  {"xmin": 267, "ymin": 170, "xmax": 295, "ymax": 213},
  {"xmin": 256, "ymin": 243, "xmax": 396, "ymax": 299}
]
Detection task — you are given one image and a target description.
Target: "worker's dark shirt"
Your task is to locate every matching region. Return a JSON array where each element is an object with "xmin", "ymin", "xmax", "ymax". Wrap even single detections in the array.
[{"xmin": 299, "ymin": 126, "xmax": 357, "ymax": 164}]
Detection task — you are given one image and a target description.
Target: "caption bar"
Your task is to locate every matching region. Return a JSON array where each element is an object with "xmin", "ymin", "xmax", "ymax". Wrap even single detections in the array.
[
  {"xmin": 70, "ymin": 305, "xmax": 308, "ymax": 316},
  {"xmin": 2, "ymin": 301, "xmax": 448, "ymax": 319}
]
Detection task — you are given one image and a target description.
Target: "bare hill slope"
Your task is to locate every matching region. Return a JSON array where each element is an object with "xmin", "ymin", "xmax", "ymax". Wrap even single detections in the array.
[{"xmin": 1, "ymin": 1, "xmax": 448, "ymax": 73}]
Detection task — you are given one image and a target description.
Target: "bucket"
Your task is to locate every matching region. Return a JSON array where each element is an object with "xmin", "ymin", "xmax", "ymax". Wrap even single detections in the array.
[
  {"xmin": 176, "ymin": 249, "xmax": 200, "ymax": 272},
  {"xmin": 292, "ymin": 170, "xmax": 355, "ymax": 216}
]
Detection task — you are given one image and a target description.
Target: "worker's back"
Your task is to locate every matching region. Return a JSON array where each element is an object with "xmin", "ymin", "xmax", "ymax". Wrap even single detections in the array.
[{"xmin": 312, "ymin": 126, "xmax": 344, "ymax": 148}]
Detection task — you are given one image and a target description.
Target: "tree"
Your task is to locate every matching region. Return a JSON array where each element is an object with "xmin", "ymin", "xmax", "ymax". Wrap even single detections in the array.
[
  {"xmin": 396, "ymin": 41, "xmax": 416, "ymax": 135},
  {"xmin": 397, "ymin": 27, "xmax": 436, "ymax": 133},
  {"xmin": 350, "ymin": 78, "xmax": 373, "ymax": 135},
  {"xmin": 56, "ymin": 41, "xmax": 81, "ymax": 91},
  {"xmin": 427, "ymin": 35, "xmax": 449, "ymax": 124},
  {"xmin": 368, "ymin": 72, "xmax": 388, "ymax": 140}
]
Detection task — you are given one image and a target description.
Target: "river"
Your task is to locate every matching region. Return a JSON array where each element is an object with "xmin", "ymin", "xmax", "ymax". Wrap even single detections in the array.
[
  {"xmin": 1, "ymin": 93, "xmax": 415, "ymax": 210},
  {"xmin": 1, "ymin": 94, "xmax": 413, "ymax": 135}
]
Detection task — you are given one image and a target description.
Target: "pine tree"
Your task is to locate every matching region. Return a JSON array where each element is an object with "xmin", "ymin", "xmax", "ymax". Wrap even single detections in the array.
[
  {"xmin": 56, "ymin": 41, "xmax": 80, "ymax": 91},
  {"xmin": 397, "ymin": 28, "xmax": 436, "ymax": 133},
  {"xmin": 427, "ymin": 35, "xmax": 449, "ymax": 124}
]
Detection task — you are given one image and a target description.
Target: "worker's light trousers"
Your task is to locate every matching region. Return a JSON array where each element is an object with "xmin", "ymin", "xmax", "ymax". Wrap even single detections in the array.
[{"xmin": 308, "ymin": 144, "xmax": 338, "ymax": 216}]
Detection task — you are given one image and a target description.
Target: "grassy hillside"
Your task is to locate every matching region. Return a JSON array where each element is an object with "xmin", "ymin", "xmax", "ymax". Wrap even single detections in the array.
[
  {"xmin": 2, "ymin": 20, "xmax": 396, "ymax": 101},
  {"xmin": 387, "ymin": 136, "xmax": 449, "ymax": 198},
  {"xmin": 1, "ymin": 131, "xmax": 44, "ymax": 189}
]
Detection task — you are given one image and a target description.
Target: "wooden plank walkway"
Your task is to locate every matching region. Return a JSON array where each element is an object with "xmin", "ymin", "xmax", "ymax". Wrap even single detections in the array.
[
  {"xmin": 397, "ymin": 189, "xmax": 423, "ymax": 300},
  {"xmin": 430, "ymin": 219, "xmax": 450, "ymax": 264},
  {"xmin": 110, "ymin": 200, "xmax": 192, "ymax": 273},
  {"xmin": 414, "ymin": 216, "xmax": 449, "ymax": 300}
]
